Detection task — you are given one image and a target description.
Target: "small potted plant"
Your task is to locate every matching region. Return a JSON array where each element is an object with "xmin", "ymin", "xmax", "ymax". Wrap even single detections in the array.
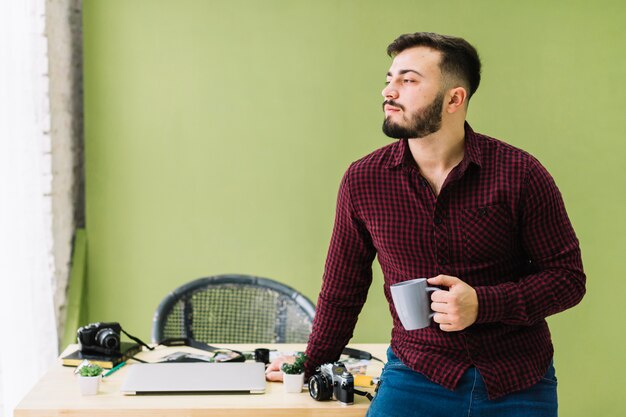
[
  {"xmin": 77, "ymin": 363, "xmax": 103, "ymax": 395},
  {"xmin": 281, "ymin": 353, "xmax": 307, "ymax": 393}
]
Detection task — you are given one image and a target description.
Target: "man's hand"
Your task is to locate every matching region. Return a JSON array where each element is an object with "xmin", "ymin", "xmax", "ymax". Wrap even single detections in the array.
[
  {"xmin": 427, "ymin": 275, "xmax": 478, "ymax": 332},
  {"xmin": 265, "ymin": 355, "xmax": 296, "ymax": 382}
]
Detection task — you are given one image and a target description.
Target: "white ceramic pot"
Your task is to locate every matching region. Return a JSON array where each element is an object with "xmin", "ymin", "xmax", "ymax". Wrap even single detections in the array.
[
  {"xmin": 78, "ymin": 375, "xmax": 100, "ymax": 395},
  {"xmin": 283, "ymin": 372, "xmax": 305, "ymax": 393}
]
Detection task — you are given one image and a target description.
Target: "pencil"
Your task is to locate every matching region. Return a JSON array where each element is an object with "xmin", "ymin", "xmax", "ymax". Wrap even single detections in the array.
[{"xmin": 103, "ymin": 361, "xmax": 126, "ymax": 377}]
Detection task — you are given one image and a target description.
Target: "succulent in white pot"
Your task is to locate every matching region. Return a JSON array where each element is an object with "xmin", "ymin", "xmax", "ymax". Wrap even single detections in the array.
[
  {"xmin": 281, "ymin": 353, "xmax": 307, "ymax": 393},
  {"xmin": 77, "ymin": 363, "xmax": 103, "ymax": 395}
]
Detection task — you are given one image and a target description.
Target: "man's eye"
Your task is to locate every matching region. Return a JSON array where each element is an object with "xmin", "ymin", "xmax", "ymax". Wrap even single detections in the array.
[{"xmin": 403, "ymin": 79, "xmax": 416, "ymax": 83}]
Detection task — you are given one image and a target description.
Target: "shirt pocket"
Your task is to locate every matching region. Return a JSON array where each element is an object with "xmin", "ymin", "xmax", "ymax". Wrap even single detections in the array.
[{"xmin": 461, "ymin": 203, "xmax": 513, "ymax": 262}]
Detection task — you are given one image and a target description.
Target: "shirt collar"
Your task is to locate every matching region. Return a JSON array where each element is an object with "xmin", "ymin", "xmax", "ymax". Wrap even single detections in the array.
[
  {"xmin": 385, "ymin": 138, "xmax": 410, "ymax": 169},
  {"xmin": 384, "ymin": 121, "xmax": 482, "ymax": 170},
  {"xmin": 461, "ymin": 121, "xmax": 482, "ymax": 169}
]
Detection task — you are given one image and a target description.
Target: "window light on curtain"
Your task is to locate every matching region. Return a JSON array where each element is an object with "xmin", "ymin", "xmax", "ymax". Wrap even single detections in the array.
[{"xmin": 0, "ymin": 1, "xmax": 59, "ymax": 416}]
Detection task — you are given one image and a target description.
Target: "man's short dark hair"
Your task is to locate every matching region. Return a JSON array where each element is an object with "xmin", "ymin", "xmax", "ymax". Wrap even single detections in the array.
[{"xmin": 387, "ymin": 32, "xmax": 481, "ymax": 101}]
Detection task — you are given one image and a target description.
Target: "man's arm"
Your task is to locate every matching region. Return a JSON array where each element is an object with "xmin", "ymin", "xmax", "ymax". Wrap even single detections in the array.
[
  {"xmin": 472, "ymin": 157, "xmax": 586, "ymax": 326},
  {"xmin": 266, "ymin": 168, "xmax": 375, "ymax": 382},
  {"xmin": 422, "ymin": 158, "xmax": 585, "ymax": 332},
  {"xmin": 304, "ymin": 167, "xmax": 377, "ymax": 377}
]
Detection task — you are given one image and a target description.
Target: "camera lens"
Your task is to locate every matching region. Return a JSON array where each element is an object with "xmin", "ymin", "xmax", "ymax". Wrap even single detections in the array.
[
  {"xmin": 308, "ymin": 374, "xmax": 333, "ymax": 401},
  {"xmin": 95, "ymin": 328, "xmax": 120, "ymax": 350}
]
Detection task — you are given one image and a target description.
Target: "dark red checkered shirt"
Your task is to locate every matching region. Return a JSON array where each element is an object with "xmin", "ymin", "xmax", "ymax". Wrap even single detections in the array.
[{"xmin": 305, "ymin": 123, "xmax": 585, "ymax": 399}]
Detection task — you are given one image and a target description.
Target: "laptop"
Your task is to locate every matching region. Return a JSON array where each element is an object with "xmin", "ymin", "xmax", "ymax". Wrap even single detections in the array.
[{"xmin": 120, "ymin": 362, "xmax": 266, "ymax": 395}]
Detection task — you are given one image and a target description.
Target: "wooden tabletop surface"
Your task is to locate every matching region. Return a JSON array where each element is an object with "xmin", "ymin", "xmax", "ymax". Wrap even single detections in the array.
[{"xmin": 14, "ymin": 343, "xmax": 388, "ymax": 417}]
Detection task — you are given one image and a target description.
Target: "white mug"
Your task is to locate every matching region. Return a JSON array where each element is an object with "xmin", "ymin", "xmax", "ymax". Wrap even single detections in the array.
[{"xmin": 390, "ymin": 278, "xmax": 438, "ymax": 330}]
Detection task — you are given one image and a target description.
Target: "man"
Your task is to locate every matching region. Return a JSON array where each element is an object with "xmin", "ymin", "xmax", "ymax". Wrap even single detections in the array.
[{"xmin": 266, "ymin": 32, "xmax": 585, "ymax": 416}]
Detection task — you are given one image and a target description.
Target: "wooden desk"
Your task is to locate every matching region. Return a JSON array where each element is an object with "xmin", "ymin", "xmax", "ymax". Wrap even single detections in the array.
[{"xmin": 15, "ymin": 343, "xmax": 387, "ymax": 417}]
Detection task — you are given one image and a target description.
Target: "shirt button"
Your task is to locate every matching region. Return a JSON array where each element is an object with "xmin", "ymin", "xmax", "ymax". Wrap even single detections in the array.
[{"xmin": 434, "ymin": 217, "xmax": 443, "ymax": 225}]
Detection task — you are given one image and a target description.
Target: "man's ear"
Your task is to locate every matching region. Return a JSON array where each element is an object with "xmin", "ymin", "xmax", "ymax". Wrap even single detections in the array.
[{"xmin": 446, "ymin": 87, "xmax": 468, "ymax": 114}]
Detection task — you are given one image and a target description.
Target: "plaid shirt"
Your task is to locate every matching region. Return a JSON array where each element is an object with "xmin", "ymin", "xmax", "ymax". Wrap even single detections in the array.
[{"xmin": 305, "ymin": 123, "xmax": 585, "ymax": 399}]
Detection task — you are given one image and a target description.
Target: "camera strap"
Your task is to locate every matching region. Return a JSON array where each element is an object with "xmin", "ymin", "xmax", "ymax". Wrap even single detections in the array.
[
  {"xmin": 354, "ymin": 388, "xmax": 374, "ymax": 401},
  {"xmin": 341, "ymin": 346, "xmax": 384, "ymax": 364},
  {"xmin": 118, "ymin": 323, "xmax": 245, "ymax": 362},
  {"xmin": 119, "ymin": 327, "xmax": 155, "ymax": 351}
]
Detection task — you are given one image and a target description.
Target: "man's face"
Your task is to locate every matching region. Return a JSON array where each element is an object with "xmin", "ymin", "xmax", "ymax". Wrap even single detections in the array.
[{"xmin": 382, "ymin": 46, "xmax": 446, "ymax": 139}]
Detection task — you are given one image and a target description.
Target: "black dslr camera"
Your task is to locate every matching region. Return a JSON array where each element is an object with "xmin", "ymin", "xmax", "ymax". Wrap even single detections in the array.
[
  {"xmin": 308, "ymin": 362, "xmax": 354, "ymax": 405},
  {"xmin": 77, "ymin": 322, "xmax": 122, "ymax": 356}
]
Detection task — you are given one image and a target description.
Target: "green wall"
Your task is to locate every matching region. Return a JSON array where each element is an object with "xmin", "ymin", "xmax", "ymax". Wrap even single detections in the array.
[{"xmin": 83, "ymin": 1, "xmax": 625, "ymax": 415}]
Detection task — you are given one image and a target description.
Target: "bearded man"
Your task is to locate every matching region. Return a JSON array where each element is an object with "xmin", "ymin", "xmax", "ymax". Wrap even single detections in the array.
[{"xmin": 267, "ymin": 32, "xmax": 585, "ymax": 417}]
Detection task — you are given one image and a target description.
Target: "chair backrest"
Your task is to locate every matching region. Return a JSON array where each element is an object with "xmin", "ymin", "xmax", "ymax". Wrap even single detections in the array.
[{"xmin": 151, "ymin": 274, "xmax": 316, "ymax": 344}]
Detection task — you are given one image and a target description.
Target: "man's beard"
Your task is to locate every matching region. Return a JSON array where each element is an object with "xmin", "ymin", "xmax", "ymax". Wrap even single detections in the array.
[{"xmin": 382, "ymin": 91, "xmax": 445, "ymax": 139}]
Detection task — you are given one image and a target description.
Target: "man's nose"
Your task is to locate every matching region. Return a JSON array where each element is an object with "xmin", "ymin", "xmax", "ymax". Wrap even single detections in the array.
[{"xmin": 382, "ymin": 83, "xmax": 398, "ymax": 99}]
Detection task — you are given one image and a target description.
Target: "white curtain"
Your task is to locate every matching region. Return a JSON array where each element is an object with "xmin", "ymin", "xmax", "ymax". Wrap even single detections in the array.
[{"xmin": 0, "ymin": 0, "xmax": 60, "ymax": 416}]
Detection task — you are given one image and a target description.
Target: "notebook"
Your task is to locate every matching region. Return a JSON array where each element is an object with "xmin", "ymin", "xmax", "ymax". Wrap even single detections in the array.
[
  {"xmin": 61, "ymin": 342, "xmax": 141, "ymax": 368},
  {"xmin": 120, "ymin": 362, "xmax": 266, "ymax": 395}
]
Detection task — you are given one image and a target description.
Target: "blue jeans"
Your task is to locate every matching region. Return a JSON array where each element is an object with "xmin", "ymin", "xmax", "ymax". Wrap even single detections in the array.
[{"xmin": 366, "ymin": 347, "xmax": 558, "ymax": 417}]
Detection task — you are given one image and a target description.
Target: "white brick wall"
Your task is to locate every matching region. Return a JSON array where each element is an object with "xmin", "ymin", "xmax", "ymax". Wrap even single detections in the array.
[{"xmin": 46, "ymin": 0, "xmax": 84, "ymax": 343}]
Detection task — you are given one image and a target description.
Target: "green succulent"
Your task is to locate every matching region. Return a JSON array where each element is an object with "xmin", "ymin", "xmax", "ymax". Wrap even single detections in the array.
[
  {"xmin": 281, "ymin": 353, "xmax": 307, "ymax": 375},
  {"xmin": 79, "ymin": 363, "xmax": 103, "ymax": 377}
]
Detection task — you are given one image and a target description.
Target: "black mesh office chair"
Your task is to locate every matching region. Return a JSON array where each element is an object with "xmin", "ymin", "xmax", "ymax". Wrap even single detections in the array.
[{"xmin": 151, "ymin": 274, "xmax": 316, "ymax": 344}]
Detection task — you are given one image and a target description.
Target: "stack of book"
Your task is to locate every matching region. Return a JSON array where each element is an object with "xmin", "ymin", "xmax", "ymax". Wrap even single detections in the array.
[{"xmin": 62, "ymin": 342, "xmax": 142, "ymax": 368}]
